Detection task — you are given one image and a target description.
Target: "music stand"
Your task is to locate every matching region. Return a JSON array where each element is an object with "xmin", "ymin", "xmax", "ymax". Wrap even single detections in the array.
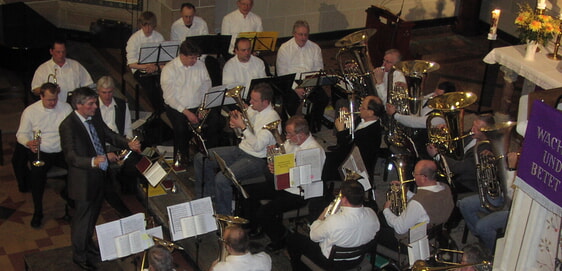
[
  {"xmin": 213, "ymin": 151, "xmax": 249, "ymax": 216},
  {"xmin": 186, "ymin": 34, "xmax": 232, "ymax": 58},
  {"xmin": 138, "ymin": 40, "xmax": 181, "ymax": 65},
  {"xmin": 297, "ymin": 71, "xmax": 340, "ymax": 88},
  {"xmin": 248, "ymin": 73, "xmax": 296, "ymax": 100},
  {"xmin": 238, "ymin": 31, "xmax": 279, "ymax": 52}
]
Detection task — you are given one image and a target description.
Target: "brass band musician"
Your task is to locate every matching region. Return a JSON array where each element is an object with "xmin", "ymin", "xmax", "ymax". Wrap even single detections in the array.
[
  {"xmin": 372, "ymin": 49, "xmax": 406, "ymax": 105},
  {"xmin": 210, "ymin": 225, "xmax": 272, "ymax": 271}
]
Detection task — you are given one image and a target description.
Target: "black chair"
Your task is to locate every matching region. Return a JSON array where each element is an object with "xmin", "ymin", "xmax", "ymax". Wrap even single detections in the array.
[{"xmin": 301, "ymin": 238, "xmax": 376, "ymax": 271}]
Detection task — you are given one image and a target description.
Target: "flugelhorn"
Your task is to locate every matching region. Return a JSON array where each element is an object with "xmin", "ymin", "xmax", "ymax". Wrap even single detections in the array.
[
  {"xmin": 32, "ymin": 130, "xmax": 45, "ymax": 167},
  {"xmin": 263, "ymin": 120, "xmax": 285, "ymax": 163},
  {"xmin": 215, "ymin": 214, "xmax": 249, "ymax": 262},
  {"xmin": 225, "ymin": 86, "xmax": 253, "ymax": 138},
  {"xmin": 324, "ymin": 168, "xmax": 363, "ymax": 218}
]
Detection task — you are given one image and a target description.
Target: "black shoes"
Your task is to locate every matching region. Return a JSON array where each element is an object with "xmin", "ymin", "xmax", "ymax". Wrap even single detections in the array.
[
  {"xmin": 30, "ymin": 213, "xmax": 43, "ymax": 228},
  {"xmin": 73, "ymin": 259, "xmax": 96, "ymax": 271}
]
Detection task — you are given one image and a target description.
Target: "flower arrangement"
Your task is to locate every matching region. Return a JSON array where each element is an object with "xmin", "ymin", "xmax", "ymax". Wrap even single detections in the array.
[{"xmin": 514, "ymin": 3, "xmax": 561, "ymax": 46}]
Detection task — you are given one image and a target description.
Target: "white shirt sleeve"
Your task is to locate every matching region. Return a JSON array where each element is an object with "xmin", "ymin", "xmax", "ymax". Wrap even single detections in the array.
[{"xmin": 383, "ymin": 200, "xmax": 427, "ymax": 234}]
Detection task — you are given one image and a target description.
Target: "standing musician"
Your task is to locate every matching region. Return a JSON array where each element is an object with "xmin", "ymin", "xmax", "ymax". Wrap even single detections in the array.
[
  {"xmin": 223, "ymin": 37, "xmax": 267, "ymax": 94},
  {"xmin": 372, "ymin": 49, "xmax": 406, "ymax": 105},
  {"xmin": 427, "ymin": 114, "xmax": 495, "ymax": 192},
  {"xmin": 379, "ymin": 160, "xmax": 454, "ymax": 253},
  {"xmin": 161, "ymin": 40, "xmax": 213, "ymax": 163},
  {"xmin": 286, "ymin": 180, "xmax": 380, "ymax": 270},
  {"xmin": 170, "ymin": 3, "xmax": 209, "ymax": 41},
  {"xmin": 221, "ymin": 0, "xmax": 263, "ymax": 56},
  {"xmin": 126, "ymin": 11, "xmax": 165, "ymax": 112},
  {"xmin": 243, "ymin": 115, "xmax": 326, "ymax": 252},
  {"xmin": 210, "ymin": 225, "xmax": 272, "ymax": 271},
  {"xmin": 31, "ymin": 40, "xmax": 93, "ymax": 102},
  {"xmin": 16, "ymin": 83, "xmax": 73, "ymax": 228},
  {"xmin": 193, "ymin": 83, "xmax": 280, "ymax": 215},
  {"xmin": 59, "ymin": 87, "xmax": 141, "ymax": 270},
  {"xmin": 323, "ymin": 96, "xmax": 384, "ymax": 183},
  {"xmin": 276, "ymin": 20, "xmax": 328, "ymax": 132}
]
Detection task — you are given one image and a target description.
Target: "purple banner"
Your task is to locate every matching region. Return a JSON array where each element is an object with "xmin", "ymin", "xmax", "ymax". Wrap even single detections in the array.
[{"xmin": 516, "ymin": 100, "xmax": 562, "ymax": 213}]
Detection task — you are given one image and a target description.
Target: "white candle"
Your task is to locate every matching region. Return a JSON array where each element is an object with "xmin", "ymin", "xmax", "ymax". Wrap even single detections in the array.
[
  {"xmin": 488, "ymin": 9, "xmax": 501, "ymax": 40},
  {"xmin": 537, "ymin": 0, "xmax": 546, "ymax": 10}
]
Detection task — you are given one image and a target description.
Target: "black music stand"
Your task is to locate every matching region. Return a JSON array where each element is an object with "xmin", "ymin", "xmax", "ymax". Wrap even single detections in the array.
[
  {"xmin": 138, "ymin": 40, "xmax": 180, "ymax": 65},
  {"xmin": 238, "ymin": 31, "xmax": 279, "ymax": 53},
  {"xmin": 248, "ymin": 73, "xmax": 296, "ymax": 100},
  {"xmin": 213, "ymin": 151, "xmax": 249, "ymax": 215},
  {"xmin": 186, "ymin": 34, "xmax": 232, "ymax": 58}
]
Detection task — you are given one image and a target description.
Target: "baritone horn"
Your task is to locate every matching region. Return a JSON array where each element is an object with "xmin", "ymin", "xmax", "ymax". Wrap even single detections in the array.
[
  {"xmin": 324, "ymin": 168, "xmax": 363, "ymax": 218},
  {"xmin": 225, "ymin": 86, "xmax": 253, "ymax": 138},
  {"xmin": 32, "ymin": 130, "xmax": 45, "ymax": 167},
  {"xmin": 215, "ymin": 214, "xmax": 249, "ymax": 262}
]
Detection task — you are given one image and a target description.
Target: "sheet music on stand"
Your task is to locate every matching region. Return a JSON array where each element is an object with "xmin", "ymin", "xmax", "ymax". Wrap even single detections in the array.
[
  {"xmin": 297, "ymin": 71, "xmax": 340, "ymax": 88},
  {"xmin": 138, "ymin": 40, "xmax": 181, "ymax": 64},
  {"xmin": 205, "ymin": 84, "xmax": 240, "ymax": 107},
  {"xmin": 339, "ymin": 146, "xmax": 371, "ymax": 191},
  {"xmin": 238, "ymin": 31, "xmax": 279, "ymax": 52},
  {"xmin": 248, "ymin": 73, "xmax": 296, "ymax": 100},
  {"xmin": 213, "ymin": 151, "xmax": 249, "ymax": 199}
]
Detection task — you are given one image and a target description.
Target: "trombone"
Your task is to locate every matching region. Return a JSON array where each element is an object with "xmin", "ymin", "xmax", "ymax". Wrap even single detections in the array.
[
  {"xmin": 411, "ymin": 259, "xmax": 491, "ymax": 271},
  {"xmin": 32, "ymin": 130, "xmax": 45, "ymax": 167}
]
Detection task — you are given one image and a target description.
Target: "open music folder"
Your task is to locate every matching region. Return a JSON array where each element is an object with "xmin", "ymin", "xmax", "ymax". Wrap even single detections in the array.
[
  {"xmin": 273, "ymin": 148, "xmax": 324, "ymax": 199},
  {"xmin": 166, "ymin": 197, "xmax": 217, "ymax": 241}
]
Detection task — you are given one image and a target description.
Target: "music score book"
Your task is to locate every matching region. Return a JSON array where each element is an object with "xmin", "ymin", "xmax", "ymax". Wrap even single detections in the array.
[
  {"xmin": 166, "ymin": 197, "xmax": 217, "ymax": 241},
  {"xmin": 95, "ymin": 213, "xmax": 164, "ymax": 261},
  {"xmin": 407, "ymin": 222, "xmax": 429, "ymax": 266},
  {"xmin": 273, "ymin": 148, "xmax": 323, "ymax": 199},
  {"xmin": 136, "ymin": 156, "xmax": 168, "ymax": 187}
]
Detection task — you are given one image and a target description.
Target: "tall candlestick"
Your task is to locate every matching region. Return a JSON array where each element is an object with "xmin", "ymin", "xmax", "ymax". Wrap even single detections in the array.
[
  {"xmin": 537, "ymin": 0, "xmax": 546, "ymax": 11},
  {"xmin": 488, "ymin": 9, "xmax": 501, "ymax": 40}
]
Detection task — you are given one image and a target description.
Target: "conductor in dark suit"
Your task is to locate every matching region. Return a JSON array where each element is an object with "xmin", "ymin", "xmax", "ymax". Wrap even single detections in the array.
[
  {"xmin": 322, "ymin": 96, "xmax": 384, "ymax": 183},
  {"xmin": 60, "ymin": 87, "xmax": 141, "ymax": 270}
]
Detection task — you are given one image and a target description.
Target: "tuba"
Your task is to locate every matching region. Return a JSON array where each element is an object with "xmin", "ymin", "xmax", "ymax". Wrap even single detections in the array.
[
  {"xmin": 335, "ymin": 28, "xmax": 378, "ymax": 97},
  {"xmin": 215, "ymin": 214, "xmax": 249, "ymax": 262},
  {"xmin": 225, "ymin": 86, "xmax": 253, "ymax": 138},
  {"xmin": 475, "ymin": 121, "xmax": 515, "ymax": 211},
  {"xmin": 263, "ymin": 120, "xmax": 285, "ymax": 163},
  {"xmin": 324, "ymin": 168, "xmax": 363, "ymax": 218},
  {"xmin": 386, "ymin": 154, "xmax": 416, "ymax": 215},
  {"xmin": 392, "ymin": 60, "xmax": 440, "ymax": 117}
]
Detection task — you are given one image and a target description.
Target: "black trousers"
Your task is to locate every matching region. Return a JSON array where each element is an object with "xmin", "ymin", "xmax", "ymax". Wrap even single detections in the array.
[
  {"xmin": 134, "ymin": 70, "xmax": 163, "ymax": 112},
  {"xmin": 28, "ymin": 150, "xmax": 67, "ymax": 215},
  {"xmin": 284, "ymin": 86, "xmax": 330, "ymax": 131},
  {"xmin": 72, "ymin": 186, "xmax": 104, "ymax": 263},
  {"xmin": 286, "ymin": 232, "xmax": 331, "ymax": 271}
]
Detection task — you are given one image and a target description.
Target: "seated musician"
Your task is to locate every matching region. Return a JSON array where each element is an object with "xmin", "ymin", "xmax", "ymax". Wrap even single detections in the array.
[
  {"xmin": 276, "ymin": 20, "xmax": 329, "ymax": 132},
  {"xmin": 193, "ymin": 83, "xmax": 280, "ymax": 215},
  {"xmin": 16, "ymin": 83, "xmax": 73, "ymax": 228},
  {"xmin": 427, "ymin": 114, "xmax": 495, "ymax": 192},
  {"xmin": 221, "ymin": 0, "xmax": 263, "ymax": 57},
  {"xmin": 458, "ymin": 152, "xmax": 518, "ymax": 251},
  {"xmin": 286, "ymin": 180, "xmax": 380, "ymax": 270},
  {"xmin": 243, "ymin": 115, "xmax": 326, "ymax": 252},
  {"xmin": 126, "ymin": 11, "xmax": 165, "ymax": 112},
  {"xmin": 31, "ymin": 39, "xmax": 93, "ymax": 102},
  {"xmin": 372, "ymin": 49, "xmax": 406, "ymax": 105},
  {"xmin": 161, "ymin": 40, "xmax": 220, "ymax": 163},
  {"xmin": 210, "ymin": 225, "xmax": 272, "ymax": 271},
  {"xmin": 147, "ymin": 245, "xmax": 175, "ymax": 271},
  {"xmin": 170, "ymin": 3, "xmax": 209, "ymax": 41},
  {"xmin": 223, "ymin": 37, "xmax": 267, "ymax": 93},
  {"xmin": 322, "ymin": 96, "xmax": 384, "ymax": 184},
  {"xmin": 379, "ymin": 160, "xmax": 454, "ymax": 250},
  {"xmin": 456, "ymin": 243, "xmax": 491, "ymax": 271}
]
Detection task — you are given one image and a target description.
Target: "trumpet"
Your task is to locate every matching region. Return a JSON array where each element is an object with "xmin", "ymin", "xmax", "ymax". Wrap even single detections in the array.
[
  {"xmin": 225, "ymin": 86, "xmax": 253, "ymax": 138},
  {"xmin": 338, "ymin": 110, "xmax": 360, "ymax": 131},
  {"xmin": 32, "ymin": 130, "xmax": 45, "ymax": 167}
]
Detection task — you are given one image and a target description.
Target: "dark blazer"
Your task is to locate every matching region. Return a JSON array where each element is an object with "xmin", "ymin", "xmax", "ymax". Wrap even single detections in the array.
[
  {"xmin": 443, "ymin": 138, "xmax": 492, "ymax": 191},
  {"xmin": 336, "ymin": 120, "xmax": 382, "ymax": 177},
  {"xmin": 59, "ymin": 111, "xmax": 128, "ymax": 200},
  {"xmin": 94, "ymin": 97, "xmax": 127, "ymax": 136}
]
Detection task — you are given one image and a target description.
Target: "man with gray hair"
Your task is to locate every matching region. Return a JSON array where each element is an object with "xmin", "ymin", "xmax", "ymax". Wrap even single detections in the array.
[
  {"xmin": 148, "ymin": 245, "xmax": 175, "ymax": 271},
  {"xmin": 95, "ymin": 76, "xmax": 132, "ymax": 138},
  {"xmin": 372, "ymin": 48, "xmax": 406, "ymax": 105}
]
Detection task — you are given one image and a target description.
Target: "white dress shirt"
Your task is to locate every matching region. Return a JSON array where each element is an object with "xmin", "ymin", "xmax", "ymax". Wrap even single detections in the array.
[
  {"xmin": 310, "ymin": 206, "xmax": 380, "ymax": 258},
  {"xmin": 283, "ymin": 134, "xmax": 326, "ymax": 195},
  {"xmin": 276, "ymin": 38, "xmax": 323, "ymax": 80},
  {"xmin": 238, "ymin": 104, "xmax": 280, "ymax": 158},
  {"xmin": 383, "ymin": 183, "xmax": 447, "ymax": 234},
  {"xmin": 170, "ymin": 16, "xmax": 209, "ymax": 41},
  {"xmin": 16, "ymin": 100, "xmax": 72, "ymax": 153},
  {"xmin": 222, "ymin": 55, "xmax": 266, "ymax": 97},
  {"xmin": 98, "ymin": 97, "xmax": 133, "ymax": 138},
  {"xmin": 221, "ymin": 10, "xmax": 263, "ymax": 54},
  {"xmin": 161, "ymin": 57, "xmax": 211, "ymax": 112},
  {"xmin": 375, "ymin": 70, "xmax": 406, "ymax": 106},
  {"xmin": 394, "ymin": 93, "xmax": 445, "ymax": 129},
  {"xmin": 31, "ymin": 58, "xmax": 93, "ymax": 102},
  {"xmin": 125, "ymin": 29, "xmax": 164, "ymax": 73},
  {"xmin": 211, "ymin": 252, "xmax": 271, "ymax": 271}
]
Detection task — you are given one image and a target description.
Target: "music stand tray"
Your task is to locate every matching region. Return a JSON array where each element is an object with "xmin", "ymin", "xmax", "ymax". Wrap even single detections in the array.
[
  {"xmin": 238, "ymin": 31, "xmax": 279, "ymax": 52},
  {"xmin": 212, "ymin": 151, "xmax": 249, "ymax": 199},
  {"xmin": 298, "ymin": 72, "xmax": 340, "ymax": 88}
]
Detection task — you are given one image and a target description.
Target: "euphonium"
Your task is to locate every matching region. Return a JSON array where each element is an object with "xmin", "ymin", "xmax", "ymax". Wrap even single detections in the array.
[
  {"xmin": 324, "ymin": 168, "xmax": 363, "ymax": 218},
  {"xmin": 215, "ymin": 214, "xmax": 249, "ymax": 262},
  {"xmin": 475, "ymin": 121, "xmax": 515, "ymax": 212},
  {"xmin": 225, "ymin": 86, "xmax": 253, "ymax": 138},
  {"xmin": 32, "ymin": 130, "xmax": 45, "ymax": 167},
  {"xmin": 263, "ymin": 120, "xmax": 285, "ymax": 163}
]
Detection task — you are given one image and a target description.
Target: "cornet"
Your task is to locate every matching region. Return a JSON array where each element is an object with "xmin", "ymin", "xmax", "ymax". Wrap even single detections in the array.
[{"xmin": 32, "ymin": 130, "xmax": 45, "ymax": 167}]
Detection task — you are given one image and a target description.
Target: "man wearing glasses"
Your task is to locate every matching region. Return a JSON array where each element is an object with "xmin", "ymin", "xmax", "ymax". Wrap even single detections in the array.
[
  {"xmin": 372, "ymin": 49, "xmax": 406, "ymax": 105},
  {"xmin": 161, "ymin": 40, "xmax": 211, "ymax": 163}
]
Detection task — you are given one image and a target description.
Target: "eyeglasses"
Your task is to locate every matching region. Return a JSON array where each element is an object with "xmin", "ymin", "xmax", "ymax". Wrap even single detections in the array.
[{"xmin": 412, "ymin": 171, "xmax": 426, "ymax": 177}]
